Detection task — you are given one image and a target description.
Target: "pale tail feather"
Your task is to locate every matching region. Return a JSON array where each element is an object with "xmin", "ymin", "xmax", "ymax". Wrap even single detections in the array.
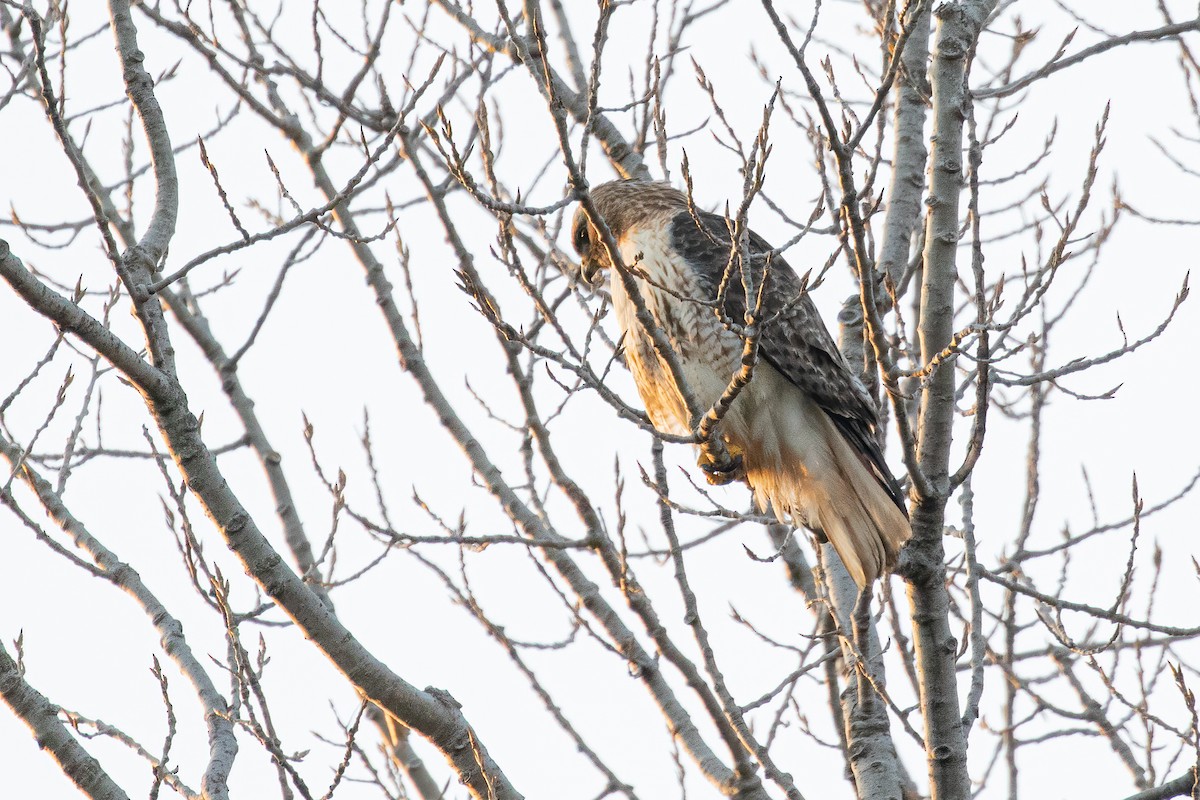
[
  {"xmin": 809, "ymin": 467, "xmax": 909, "ymax": 586},
  {"xmin": 750, "ymin": 463, "xmax": 909, "ymax": 586},
  {"xmin": 732, "ymin": 376, "xmax": 911, "ymax": 587}
]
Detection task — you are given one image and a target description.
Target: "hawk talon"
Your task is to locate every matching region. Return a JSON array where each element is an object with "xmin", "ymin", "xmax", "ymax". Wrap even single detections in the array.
[{"xmin": 699, "ymin": 452, "xmax": 745, "ymax": 486}]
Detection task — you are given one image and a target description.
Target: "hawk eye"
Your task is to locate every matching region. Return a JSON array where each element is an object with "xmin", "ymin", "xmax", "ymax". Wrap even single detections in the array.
[{"xmin": 571, "ymin": 216, "xmax": 590, "ymax": 255}]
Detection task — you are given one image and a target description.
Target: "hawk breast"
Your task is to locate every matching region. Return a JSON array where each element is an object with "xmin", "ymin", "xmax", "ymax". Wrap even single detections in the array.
[{"xmin": 609, "ymin": 224, "xmax": 744, "ymax": 437}]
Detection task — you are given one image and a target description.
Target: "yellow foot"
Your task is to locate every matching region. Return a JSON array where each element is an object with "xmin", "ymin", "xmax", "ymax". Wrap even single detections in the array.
[{"xmin": 698, "ymin": 445, "xmax": 746, "ymax": 486}]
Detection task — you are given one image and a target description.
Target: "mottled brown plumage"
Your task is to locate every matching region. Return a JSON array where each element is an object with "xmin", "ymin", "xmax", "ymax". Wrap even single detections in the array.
[{"xmin": 573, "ymin": 180, "xmax": 910, "ymax": 586}]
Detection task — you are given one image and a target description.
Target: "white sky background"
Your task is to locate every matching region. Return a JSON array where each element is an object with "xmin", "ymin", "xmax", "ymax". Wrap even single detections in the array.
[{"xmin": 1, "ymin": 1, "xmax": 1199, "ymax": 798}]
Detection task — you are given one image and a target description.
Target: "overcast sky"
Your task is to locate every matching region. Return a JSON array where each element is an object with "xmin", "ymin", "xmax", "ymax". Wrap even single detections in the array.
[{"xmin": 2, "ymin": 2, "xmax": 1199, "ymax": 798}]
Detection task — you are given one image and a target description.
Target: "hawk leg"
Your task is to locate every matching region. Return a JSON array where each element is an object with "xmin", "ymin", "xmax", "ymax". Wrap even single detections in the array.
[{"xmin": 697, "ymin": 442, "xmax": 746, "ymax": 486}]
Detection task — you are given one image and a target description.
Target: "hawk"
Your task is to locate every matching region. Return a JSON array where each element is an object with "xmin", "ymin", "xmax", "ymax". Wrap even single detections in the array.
[{"xmin": 572, "ymin": 180, "xmax": 910, "ymax": 586}]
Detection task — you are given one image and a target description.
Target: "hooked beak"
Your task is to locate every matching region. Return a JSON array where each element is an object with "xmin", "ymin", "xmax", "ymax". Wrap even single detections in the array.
[{"xmin": 580, "ymin": 256, "xmax": 604, "ymax": 286}]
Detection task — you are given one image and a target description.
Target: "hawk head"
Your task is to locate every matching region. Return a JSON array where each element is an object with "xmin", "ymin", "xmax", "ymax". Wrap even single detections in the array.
[{"xmin": 571, "ymin": 180, "xmax": 688, "ymax": 284}]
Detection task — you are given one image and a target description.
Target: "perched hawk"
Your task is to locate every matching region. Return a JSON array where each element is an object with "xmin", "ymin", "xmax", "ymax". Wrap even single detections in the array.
[{"xmin": 572, "ymin": 180, "xmax": 910, "ymax": 586}]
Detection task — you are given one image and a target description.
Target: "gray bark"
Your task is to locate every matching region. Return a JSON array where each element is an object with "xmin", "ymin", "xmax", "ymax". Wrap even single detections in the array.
[
  {"xmin": 877, "ymin": 4, "xmax": 932, "ymax": 289},
  {"xmin": 2, "ymin": 4, "xmax": 524, "ymax": 795},
  {"xmin": 0, "ymin": 431, "xmax": 237, "ymax": 799},
  {"xmin": 826, "ymin": 548, "xmax": 904, "ymax": 800},
  {"xmin": 836, "ymin": 298, "xmax": 903, "ymax": 800},
  {"xmin": 0, "ymin": 642, "xmax": 130, "ymax": 800},
  {"xmin": 0, "ymin": 238, "xmax": 523, "ymax": 800},
  {"xmin": 903, "ymin": 3, "xmax": 994, "ymax": 799}
]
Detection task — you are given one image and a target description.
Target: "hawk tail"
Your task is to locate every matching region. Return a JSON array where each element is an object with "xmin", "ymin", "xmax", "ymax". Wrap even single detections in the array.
[
  {"xmin": 805, "ymin": 463, "xmax": 910, "ymax": 587},
  {"xmin": 743, "ymin": 396, "xmax": 911, "ymax": 587}
]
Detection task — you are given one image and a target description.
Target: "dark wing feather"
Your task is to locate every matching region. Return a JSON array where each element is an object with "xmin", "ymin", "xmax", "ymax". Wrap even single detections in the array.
[{"xmin": 670, "ymin": 210, "xmax": 905, "ymax": 511}]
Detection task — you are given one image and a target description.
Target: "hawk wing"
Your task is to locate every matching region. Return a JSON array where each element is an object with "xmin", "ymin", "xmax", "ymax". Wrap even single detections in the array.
[{"xmin": 669, "ymin": 209, "xmax": 905, "ymax": 511}]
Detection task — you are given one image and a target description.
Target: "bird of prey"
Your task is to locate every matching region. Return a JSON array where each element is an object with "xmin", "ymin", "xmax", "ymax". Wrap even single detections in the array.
[{"xmin": 572, "ymin": 180, "xmax": 909, "ymax": 586}]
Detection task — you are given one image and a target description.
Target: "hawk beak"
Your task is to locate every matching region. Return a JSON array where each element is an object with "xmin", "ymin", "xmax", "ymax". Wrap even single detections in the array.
[{"xmin": 580, "ymin": 257, "xmax": 604, "ymax": 286}]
